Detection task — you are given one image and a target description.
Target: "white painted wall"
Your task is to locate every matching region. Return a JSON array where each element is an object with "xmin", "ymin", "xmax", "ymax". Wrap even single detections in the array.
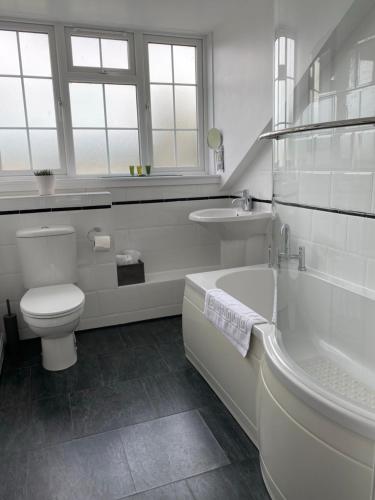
[{"xmin": 211, "ymin": 0, "xmax": 273, "ymax": 192}]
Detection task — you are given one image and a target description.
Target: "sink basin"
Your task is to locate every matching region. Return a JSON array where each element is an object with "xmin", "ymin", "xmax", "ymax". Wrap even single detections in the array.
[{"xmin": 189, "ymin": 207, "xmax": 272, "ymax": 239}]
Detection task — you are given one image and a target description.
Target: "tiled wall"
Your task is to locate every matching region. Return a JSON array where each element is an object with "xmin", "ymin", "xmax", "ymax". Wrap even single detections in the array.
[
  {"xmin": 0, "ymin": 184, "xmax": 230, "ymax": 339},
  {"xmin": 274, "ymin": 127, "xmax": 375, "ymax": 213}
]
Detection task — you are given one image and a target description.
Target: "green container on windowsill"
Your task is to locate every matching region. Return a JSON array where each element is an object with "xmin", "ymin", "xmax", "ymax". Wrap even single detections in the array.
[
  {"xmin": 129, "ymin": 165, "xmax": 135, "ymax": 176},
  {"xmin": 145, "ymin": 165, "xmax": 152, "ymax": 176}
]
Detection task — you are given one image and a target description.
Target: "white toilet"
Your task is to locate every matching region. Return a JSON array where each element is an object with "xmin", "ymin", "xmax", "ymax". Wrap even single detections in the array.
[{"xmin": 16, "ymin": 225, "xmax": 85, "ymax": 371}]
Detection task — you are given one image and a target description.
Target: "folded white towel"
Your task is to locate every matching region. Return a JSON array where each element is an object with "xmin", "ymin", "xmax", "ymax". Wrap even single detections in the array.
[{"xmin": 204, "ymin": 289, "xmax": 266, "ymax": 357}]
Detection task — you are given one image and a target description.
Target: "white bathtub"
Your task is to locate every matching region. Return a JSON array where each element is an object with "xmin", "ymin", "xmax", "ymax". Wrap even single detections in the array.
[
  {"xmin": 183, "ymin": 265, "xmax": 375, "ymax": 500},
  {"xmin": 183, "ymin": 265, "xmax": 274, "ymax": 444}
]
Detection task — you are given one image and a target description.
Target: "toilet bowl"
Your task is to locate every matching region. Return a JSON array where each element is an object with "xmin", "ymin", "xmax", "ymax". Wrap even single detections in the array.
[
  {"xmin": 21, "ymin": 283, "xmax": 85, "ymax": 370},
  {"xmin": 16, "ymin": 225, "xmax": 85, "ymax": 371}
]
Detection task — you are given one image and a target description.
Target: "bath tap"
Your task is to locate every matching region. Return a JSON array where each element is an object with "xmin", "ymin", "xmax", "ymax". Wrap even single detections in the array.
[
  {"xmin": 278, "ymin": 224, "xmax": 306, "ymax": 271},
  {"xmin": 232, "ymin": 189, "xmax": 253, "ymax": 211}
]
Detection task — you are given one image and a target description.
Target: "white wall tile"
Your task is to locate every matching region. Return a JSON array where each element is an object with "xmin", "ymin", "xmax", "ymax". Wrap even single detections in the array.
[
  {"xmin": 299, "ymin": 172, "xmax": 331, "ymax": 207},
  {"xmin": 326, "ymin": 248, "xmax": 366, "ymax": 285},
  {"xmin": 330, "ymin": 172, "xmax": 372, "ymax": 212},
  {"xmin": 311, "ymin": 211, "xmax": 347, "ymax": 249},
  {"xmin": 313, "ymin": 133, "xmax": 333, "ymax": 170}
]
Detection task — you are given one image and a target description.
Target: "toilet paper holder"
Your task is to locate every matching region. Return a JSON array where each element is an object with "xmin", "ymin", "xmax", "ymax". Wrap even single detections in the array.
[{"xmin": 87, "ymin": 227, "xmax": 102, "ymax": 248}]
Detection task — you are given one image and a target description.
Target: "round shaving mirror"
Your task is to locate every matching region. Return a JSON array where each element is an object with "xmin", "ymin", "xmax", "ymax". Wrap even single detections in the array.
[{"xmin": 207, "ymin": 128, "xmax": 223, "ymax": 150}]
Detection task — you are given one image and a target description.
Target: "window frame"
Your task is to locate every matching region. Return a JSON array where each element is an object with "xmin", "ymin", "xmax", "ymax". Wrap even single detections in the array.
[
  {"xmin": 0, "ymin": 20, "xmax": 67, "ymax": 177},
  {"xmin": 143, "ymin": 34, "xmax": 205, "ymax": 173},
  {"xmin": 0, "ymin": 20, "xmax": 209, "ymax": 178}
]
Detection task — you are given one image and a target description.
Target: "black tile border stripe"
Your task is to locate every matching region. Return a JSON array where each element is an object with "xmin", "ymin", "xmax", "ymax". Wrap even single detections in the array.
[
  {"xmin": 0, "ymin": 204, "xmax": 112, "ymax": 216},
  {"xmin": 113, "ymin": 195, "xmax": 272, "ymax": 206},
  {"xmin": 0, "ymin": 195, "xmax": 273, "ymax": 215},
  {"xmin": 274, "ymin": 198, "xmax": 375, "ymax": 219}
]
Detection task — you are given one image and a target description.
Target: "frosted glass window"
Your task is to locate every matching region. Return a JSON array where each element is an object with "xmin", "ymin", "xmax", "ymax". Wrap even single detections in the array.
[
  {"xmin": 108, "ymin": 130, "xmax": 139, "ymax": 172},
  {"xmin": 19, "ymin": 32, "xmax": 51, "ymax": 77},
  {"xmin": 30, "ymin": 130, "xmax": 60, "ymax": 170},
  {"xmin": 0, "ymin": 130, "xmax": 30, "ymax": 170},
  {"xmin": 69, "ymin": 83, "xmax": 105, "ymax": 127},
  {"xmin": 173, "ymin": 46, "xmax": 196, "ymax": 84},
  {"xmin": 101, "ymin": 39, "xmax": 129, "ymax": 69},
  {"xmin": 0, "ymin": 77, "xmax": 26, "ymax": 127},
  {"xmin": 175, "ymin": 86, "xmax": 196, "ymax": 129},
  {"xmin": 148, "ymin": 44, "xmax": 172, "ymax": 83},
  {"xmin": 148, "ymin": 41, "xmax": 200, "ymax": 168},
  {"xmin": 176, "ymin": 131, "xmax": 197, "ymax": 166},
  {"xmin": 24, "ymin": 78, "xmax": 56, "ymax": 127},
  {"xmin": 150, "ymin": 85, "xmax": 174, "ymax": 129},
  {"xmin": 71, "ymin": 36, "xmax": 100, "ymax": 67},
  {"xmin": 153, "ymin": 131, "xmax": 175, "ymax": 166},
  {"xmin": 105, "ymin": 84, "xmax": 138, "ymax": 128},
  {"xmin": 0, "ymin": 31, "xmax": 20, "ymax": 75},
  {"xmin": 73, "ymin": 130, "xmax": 107, "ymax": 174}
]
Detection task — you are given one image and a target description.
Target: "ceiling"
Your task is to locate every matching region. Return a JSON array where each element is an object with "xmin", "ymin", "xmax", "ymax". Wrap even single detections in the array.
[{"xmin": 0, "ymin": 0, "xmax": 251, "ymax": 33}]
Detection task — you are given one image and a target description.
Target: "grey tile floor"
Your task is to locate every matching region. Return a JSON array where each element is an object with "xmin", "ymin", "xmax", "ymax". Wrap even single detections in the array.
[{"xmin": 0, "ymin": 316, "xmax": 270, "ymax": 500}]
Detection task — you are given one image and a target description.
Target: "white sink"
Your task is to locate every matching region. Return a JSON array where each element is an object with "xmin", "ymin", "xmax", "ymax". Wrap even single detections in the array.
[{"xmin": 189, "ymin": 207, "xmax": 272, "ymax": 239}]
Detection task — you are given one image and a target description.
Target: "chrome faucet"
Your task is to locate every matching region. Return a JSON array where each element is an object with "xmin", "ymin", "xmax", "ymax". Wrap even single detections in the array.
[
  {"xmin": 278, "ymin": 224, "xmax": 306, "ymax": 271},
  {"xmin": 232, "ymin": 189, "xmax": 253, "ymax": 211}
]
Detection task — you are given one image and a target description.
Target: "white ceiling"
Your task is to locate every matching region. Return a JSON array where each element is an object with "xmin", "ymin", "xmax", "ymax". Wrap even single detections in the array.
[{"xmin": 0, "ymin": 0, "xmax": 250, "ymax": 33}]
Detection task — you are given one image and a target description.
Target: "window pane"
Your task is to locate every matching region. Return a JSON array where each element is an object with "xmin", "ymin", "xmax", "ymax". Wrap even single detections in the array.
[
  {"xmin": 0, "ymin": 31, "xmax": 20, "ymax": 75},
  {"xmin": 150, "ymin": 85, "xmax": 174, "ymax": 129},
  {"xmin": 0, "ymin": 129, "xmax": 30, "ymax": 170},
  {"xmin": 105, "ymin": 84, "xmax": 138, "ymax": 128},
  {"xmin": 73, "ymin": 129, "xmax": 107, "ymax": 174},
  {"xmin": 0, "ymin": 77, "xmax": 25, "ymax": 127},
  {"xmin": 71, "ymin": 36, "xmax": 100, "ymax": 67},
  {"xmin": 19, "ymin": 32, "xmax": 51, "ymax": 77},
  {"xmin": 70, "ymin": 83, "xmax": 105, "ymax": 127},
  {"xmin": 153, "ymin": 130, "xmax": 175, "ymax": 167},
  {"xmin": 173, "ymin": 45, "xmax": 196, "ymax": 84},
  {"xmin": 24, "ymin": 78, "xmax": 56, "ymax": 127},
  {"xmin": 108, "ymin": 130, "xmax": 139, "ymax": 172},
  {"xmin": 175, "ymin": 86, "xmax": 197, "ymax": 128},
  {"xmin": 176, "ymin": 131, "xmax": 198, "ymax": 166},
  {"xmin": 148, "ymin": 44, "xmax": 172, "ymax": 83},
  {"xmin": 30, "ymin": 130, "xmax": 59, "ymax": 170},
  {"xmin": 101, "ymin": 39, "xmax": 129, "ymax": 69}
]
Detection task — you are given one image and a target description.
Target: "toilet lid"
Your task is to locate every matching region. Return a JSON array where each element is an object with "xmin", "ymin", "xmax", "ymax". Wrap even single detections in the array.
[{"xmin": 21, "ymin": 284, "xmax": 85, "ymax": 318}]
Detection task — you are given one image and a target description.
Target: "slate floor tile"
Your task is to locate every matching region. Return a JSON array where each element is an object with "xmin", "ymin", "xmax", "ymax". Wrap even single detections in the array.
[
  {"xmin": 123, "ymin": 480, "xmax": 194, "ymax": 500},
  {"xmin": 187, "ymin": 460, "xmax": 270, "ymax": 500},
  {"xmin": 143, "ymin": 367, "xmax": 219, "ymax": 417},
  {"xmin": 76, "ymin": 326, "xmax": 125, "ymax": 357},
  {"xmin": 151, "ymin": 316, "xmax": 183, "ymax": 345},
  {"xmin": 120, "ymin": 323, "xmax": 158, "ymax": 348},
  {"xmin": 99, "ymin": 345, "xmax": 170, "ymax": 384},
  {"xmin": 3, "ymin": 338, "xmax": 41, "ymax": 371},
  {"xmin": 0, "ymin": 451, "xmax": 28, "ymax": 500},
  {"xmin": 27, "ymin": 431, "xmax": 135, "ymax": 500},
  {"xmin": 0, "ymin": 403, "xmax": 32, "ymax": 453},
  {"xmin": 120, "ymin": 410, "xmax": 229, "ymax": 492},
  {"xmin": 198, "ymin": 404, "xmax": 258, "ymax": 463},
  {"xmin": 30, "ymin": 395, "xmax": 73, "ymax": 448},
  {"xmin": 0, "ymin": 367, "xmax": 31, "ymax": 409},
  {"xmin": 70, "ymin": 378, "xmax": 156, "ymax": 438},
  {"xmin": 30, "ymin": 355, "xmax": 103, "ymax": 400},
  {"xmin": 156, "ymin": 340, "xmax": 190, "ymax": 371}
]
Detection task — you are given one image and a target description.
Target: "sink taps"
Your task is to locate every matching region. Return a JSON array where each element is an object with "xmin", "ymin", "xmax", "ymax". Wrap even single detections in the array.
[
  {"xmin": 232, "ymin": 190, "xmax": 253, "ymax": 211},
  {"xmin": 278, "ymin": 224, "xmax": 306, "ymax": 271}
]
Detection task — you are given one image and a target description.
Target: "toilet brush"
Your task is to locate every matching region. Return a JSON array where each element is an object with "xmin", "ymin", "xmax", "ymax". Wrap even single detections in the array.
[{"xmin": 3, "ymin": 299, "xmax": 19, "ymax": 357}]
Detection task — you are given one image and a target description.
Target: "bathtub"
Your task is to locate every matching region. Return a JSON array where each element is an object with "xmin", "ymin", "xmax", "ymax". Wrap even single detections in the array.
[
  {"xmin": 183, "ymin": 265, "xmax": 375, "ymax": 500},
  {"xmin": 183, "ymin": 265, "xmax": 274, "ymax": 444}
]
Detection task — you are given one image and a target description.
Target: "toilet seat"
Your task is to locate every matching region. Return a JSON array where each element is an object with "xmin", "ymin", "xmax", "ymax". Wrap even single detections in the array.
[{"xmin": 20, "ymin": 283, "xmax": 85, "ymax": 319}]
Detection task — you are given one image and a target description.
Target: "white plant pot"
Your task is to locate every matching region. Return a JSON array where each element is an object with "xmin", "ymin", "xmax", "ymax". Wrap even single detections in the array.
[{"xmin": 35, "ymin": 175, "xmax": 56, "ymax": 196}]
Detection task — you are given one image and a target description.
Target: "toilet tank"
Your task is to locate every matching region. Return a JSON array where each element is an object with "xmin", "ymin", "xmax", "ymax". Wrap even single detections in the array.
[{"xmin": 16, "ymin": 226, "xmax": 77, "ymax": 289}]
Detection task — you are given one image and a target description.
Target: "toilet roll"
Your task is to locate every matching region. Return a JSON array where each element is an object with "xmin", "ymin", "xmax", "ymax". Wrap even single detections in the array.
[{"xmin": 93, "ymin": 235, "xmax": 111, "ymax": 252}]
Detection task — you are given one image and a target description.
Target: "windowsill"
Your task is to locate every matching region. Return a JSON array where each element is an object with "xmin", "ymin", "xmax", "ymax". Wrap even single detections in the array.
[{"xmin": 0, "ymin": 174, "xmax": 221, "ymax": 195}]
